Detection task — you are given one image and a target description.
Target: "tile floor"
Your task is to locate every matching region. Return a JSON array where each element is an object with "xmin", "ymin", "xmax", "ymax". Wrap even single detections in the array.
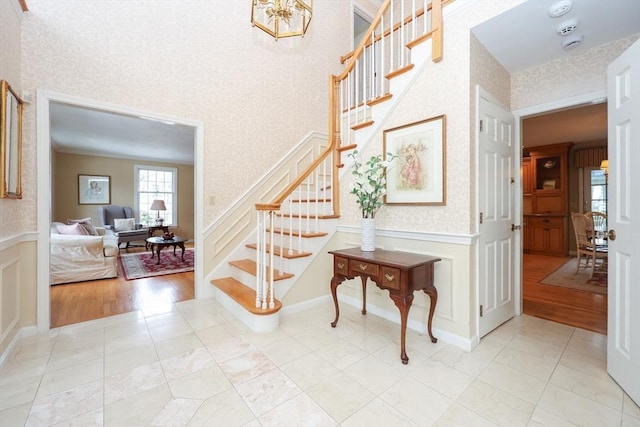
[{"xmin": 1, "ymin": 298, "xmax": 639, "ymax": 427}]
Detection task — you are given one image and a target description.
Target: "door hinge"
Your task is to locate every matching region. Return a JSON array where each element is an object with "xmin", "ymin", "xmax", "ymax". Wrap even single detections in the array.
[
  {"xmin": 480, "ymin": 304, "xmax": 483, "ymax": 317},
  {"xmin": 479, "ymin": 120, "xmax": 483, "ymax": 132},
  {"xmin": 479, "ymin": 212, "xmax": 483, "ymax": 224},
  {"xmin": 511, "ymin": 177, "xmax": 515, "ymax": 184}
]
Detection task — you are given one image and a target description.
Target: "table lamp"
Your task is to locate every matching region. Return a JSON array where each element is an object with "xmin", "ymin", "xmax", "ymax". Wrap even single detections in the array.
[{"xmin": 150, "ymin": 199, "xmax": 167, "ymax": 225}]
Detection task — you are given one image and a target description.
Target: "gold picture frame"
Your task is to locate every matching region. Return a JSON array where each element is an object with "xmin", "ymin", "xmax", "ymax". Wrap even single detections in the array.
[
  {"xmin": 383, "ymin": 115, "xmax": 446, "ymax": 205},
  {"xmin": 0, "ymin": 80, "xmax": 24, "ymax": 199}
]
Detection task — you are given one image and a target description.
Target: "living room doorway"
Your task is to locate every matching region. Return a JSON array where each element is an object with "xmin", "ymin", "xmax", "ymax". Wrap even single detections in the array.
[{"xmin": 36, "ymin": 90, "xmax": 204, "ymax": 330}]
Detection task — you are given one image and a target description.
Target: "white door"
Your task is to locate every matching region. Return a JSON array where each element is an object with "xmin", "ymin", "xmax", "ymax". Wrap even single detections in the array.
[
  {"xmin": 607, "ymin": 39, "xmax": 640, "ymax": 406},
  {"xmin": 478, "ymin": 87, "xmax": 516, "ymax": 337}
]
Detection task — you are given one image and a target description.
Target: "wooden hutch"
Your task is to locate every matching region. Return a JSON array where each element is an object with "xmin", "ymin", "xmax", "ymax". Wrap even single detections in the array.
[{"xmin": 522, "ymin": 142, "xmax": 573, "ymax": 256}]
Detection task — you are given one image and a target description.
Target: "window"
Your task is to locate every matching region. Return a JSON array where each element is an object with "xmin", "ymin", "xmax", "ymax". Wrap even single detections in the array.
[
  {"xmin": 134, "ymin": 165, "xmax": 177, "ymax": 226},
  {"xmin": 581, "ymin": 166, "xmax": 607, "ymax": 215}
]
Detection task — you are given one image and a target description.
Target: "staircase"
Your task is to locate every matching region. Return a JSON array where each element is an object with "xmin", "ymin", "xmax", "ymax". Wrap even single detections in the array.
[{"xmin": 211, "ymin": 0, "xmax": 449, "ymax": 332}]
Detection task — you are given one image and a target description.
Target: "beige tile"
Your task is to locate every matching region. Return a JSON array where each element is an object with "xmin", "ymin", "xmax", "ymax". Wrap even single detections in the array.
[
  {"xmin": 341, "ymin": 397, "xmax": 415, "ymax": 427},
  {"xmin": 217, "ymin": 349, "xmax": 276, "ymax": 386},
  {"xmin": 11, "ymin": 338, "xmax": 56, "ymax": 363},
  {"xmin": 154, "ymin": 331, "xmax": 204, "ymax": 360},
  {"xmin": 280, "ymin": 353, "xmax": 339, "ymax": 390},
  {"xmin": 409, "ymin": 359, "xmax": 474, "ymax": 400},
  {"xmin": 346, "ymin": 328, "xmax": 392, "ymax": 353},
  {"xmin": 36, "ymin": 358, "xmax": 104, "ymax": 399},
  {"xmin": 46, "ymin": 344, "xmax": 104, "ymax": 374},
  {"xmin": 380, "ymin": 376, "xmax": 452, "ymax": 426},
  {"xmin": 168, "ymin": 360, "xmax": 232, "ymax": 400},
  {"xmin": 261, "ymin": 337, "xmax": 311, "ymax": 366},
  {"xmin": 26, "ymin": 379, "xmax": 103, "ymax": 427},
  {"xmin": 234, "ymin": 367, "xmax": 302, "ymax": 416},
  {"xmin": 206, "ymin": 334, "xmax": 257, "ymax": 363},
  {"xmin": 51, "ymin": 408, "xmax": 103, "ymax": 427},
  {"xmin": 456, "ymin": 380, "xmax": 534, "ymax": 427},
  {"xmin": 160, "ymin": 346, "xmax": 213, "ymax": 381},
  {"xmin": 558, "ymin": 349, "xmax": 609, "ymax": 381},
  {"xmin": 478, "ymin": 362, "xmax": 547, "ymax": 405},
  {"xmin": 624, "ymin": 393, "xmax": 640, "ymax": 419},
  {"xmin": 0, "ymin": 401, "xmax": 32, "ymax": 427},
  {"xmin": 493, "ymin": 345, "xmax": 557, "ymax": 382},
  {"xmin": 0, "ymin": 355, "xmax": 48, "ymax": 385},
  {"xmin": 549, "ymin": 365, "xmax": 624, "ymax": 411},
  {"xmin": 528, "ymin": 407, "xmax": 582, "ymax": 427},
  {"xmin": 187, "ymin": 388, "xmax": 255, "ymax": 427},
  {"xmin": 315, "ymin": 339, "xmax": 369, "ymax": 370},
  {"xmin": 537, "ymin": 384, "xmax": 623, "ymax": 427},
  {"xmin": 258, "ymin": 393, "xmax": 337, "ymax": 427},
  {"xmin": 104, "ymin": 342, "xmax": 159, "ymax": 376},
  {"xmin": 0, "ymin": 374, "xmax": 41, "ymax": 411},
  {"xmin": 343, "ymin": 355, "xmax": 408, "ymax": 395},
  {"xmin": 434, "ymin": 403, "xmax": 497, "ymax": 427},
  {"xmin": 104, "ymin": 383, "xmax": 172, "ymax": 427},
  {"xmin": 623, "ymin": 413, "xmax": 640, "ymax": 427},
  {"xmin": 293, "ymin": 327, "xmax": 340, "ymax": 351},
  {"xmin": 148, "ymin": 398, "xmax": 203, "ymax": 427},
  {"xmin": 430, "ymin": 342, "xmax": 500, "ymax": 377},
  {"xmin": 243, "ymin": 328, "xmax": 291, "ymax": 348},
  {"xmin": 104, "ymin": 361, "xmax": 166, "ymax": 405},
  {"xmin": 403, "ymin": 328, "xmax": 448, "ymax": 358},
  {"xmin": 306, "ymin": 372, "xmax": 375, "ymax": 423},
  {"xmin": 104, "ymin": 329, "xmax": 153, "ymax": 356},
  {"xmin": 195, "ymin": 323, "xmax": 244, "ymax": 347}
]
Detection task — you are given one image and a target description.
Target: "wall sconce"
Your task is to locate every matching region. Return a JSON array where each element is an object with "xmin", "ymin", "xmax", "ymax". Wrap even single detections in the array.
[
  {"xmin": 600, "ymin": 159, "xmax": 608, "ymax": 180},
  {"xmin": 251, "ymin": 0, "xmax": 312, "ymax": 40}
]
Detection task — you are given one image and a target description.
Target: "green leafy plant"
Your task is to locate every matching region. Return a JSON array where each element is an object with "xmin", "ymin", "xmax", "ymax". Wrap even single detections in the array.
[{"xmin": 348, "ymin": 150, "xmax": 396, "ymax": 218}]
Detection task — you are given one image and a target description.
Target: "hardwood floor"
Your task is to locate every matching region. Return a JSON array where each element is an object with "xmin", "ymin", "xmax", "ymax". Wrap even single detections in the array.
[
  {"xmin": 50, "ymin": 245, "xmax": 194, "ymax": 328},
  {"xmin": 523, "ymin": 253, "xmax": 607, "ymax": 335}
]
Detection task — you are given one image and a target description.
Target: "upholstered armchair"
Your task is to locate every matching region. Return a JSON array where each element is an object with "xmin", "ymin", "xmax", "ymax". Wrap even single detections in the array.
[{"xmin": 96, "ymin": 205, "xmax": 148, "ymax": 250}]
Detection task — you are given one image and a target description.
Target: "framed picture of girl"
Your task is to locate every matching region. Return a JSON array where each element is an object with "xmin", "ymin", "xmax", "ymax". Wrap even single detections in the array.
[
  {"xmin": 383, "ymin": 115, "xmax": 446, "ymax": 205},
  {"xmin": 78, "ymin": 174, "xmax": 111, "ymax": 205}
]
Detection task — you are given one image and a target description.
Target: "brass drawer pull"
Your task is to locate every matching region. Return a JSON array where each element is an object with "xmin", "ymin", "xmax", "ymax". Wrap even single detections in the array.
[
  {"xmin": 385, "ymin": 273, "xmax": 395, "ymax": 282},
  {"xmin": 337, "ymin": 262, "xmax": 345, "ymax": 269},
  {"xmin": 359, "ymin": 264, "xmax": 368, "ymax": 271}
]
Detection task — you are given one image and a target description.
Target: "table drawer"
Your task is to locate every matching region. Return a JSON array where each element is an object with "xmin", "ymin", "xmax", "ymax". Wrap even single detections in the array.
[
  {"xmin": 381, "ymin": 266, "xmax": 401, "ymax": 290},
  {"xmin": 350, "ymin": 260, "xmax": 379, "ymax": 277},
  {"xmin": 334, "ymin": 256, "xmax": 349, "ymax": 275}
]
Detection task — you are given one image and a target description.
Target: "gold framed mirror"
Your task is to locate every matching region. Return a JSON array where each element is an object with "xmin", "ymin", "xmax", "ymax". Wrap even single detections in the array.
[{"xmin": 1, "ymin": 79, "xmax": 23, "ymax": 199}]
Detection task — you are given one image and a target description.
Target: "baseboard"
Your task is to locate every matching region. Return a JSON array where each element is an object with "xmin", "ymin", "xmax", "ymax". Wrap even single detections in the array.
[
  {"xmin": 0, "ymin": 325, "xmax": 37, "ymax": 367},
  {"xmin": 337, "ymin": 293, "xmax": 475, "ymax": 351},
  {"xmin": 279, "ymin": 294, "xmax": 332, "ymax": 316}
]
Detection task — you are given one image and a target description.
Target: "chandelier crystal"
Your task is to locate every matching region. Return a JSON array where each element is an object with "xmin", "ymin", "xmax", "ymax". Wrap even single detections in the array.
[{"xmin": 251, "ymin": 0, "xmax": 312, "ymax": 40}]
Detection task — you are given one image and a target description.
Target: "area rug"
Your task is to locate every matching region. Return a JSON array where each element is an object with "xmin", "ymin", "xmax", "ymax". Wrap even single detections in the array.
[
  {"xmin": 118, "ymin": 248, "xmax": 194, "ymax": 280},
  {"xmin": 539, "ymin": 257, "xmax": 607, "ymax": 294}
]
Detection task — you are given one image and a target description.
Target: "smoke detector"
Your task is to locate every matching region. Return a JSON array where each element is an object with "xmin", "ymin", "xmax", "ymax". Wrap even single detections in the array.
[
  {"xmin": 556, "ymin": 19, "xmax": 578, "ymax": 36},
  {"xmin": 549, "ymin": 0, "xmax": 573, "ymax": 18},
  {"xmin": 562, "ymin": 35, "xmax": 583, "ymax": 50}
]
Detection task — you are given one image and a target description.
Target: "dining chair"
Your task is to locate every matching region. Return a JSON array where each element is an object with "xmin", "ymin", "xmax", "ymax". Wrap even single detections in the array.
[{"xmin": 571, "ymin": 212, "xmax": 608, "ymax": 280}]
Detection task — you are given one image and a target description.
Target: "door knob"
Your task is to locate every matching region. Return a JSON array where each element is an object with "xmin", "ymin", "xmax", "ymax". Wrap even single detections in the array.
[
  {"xmin": 511, "ymin": 224, "xmax": 521, "ymax": 231},
  {"xmin": 608, "ymin": 229, "xmax": 616, "ymax": 241}
]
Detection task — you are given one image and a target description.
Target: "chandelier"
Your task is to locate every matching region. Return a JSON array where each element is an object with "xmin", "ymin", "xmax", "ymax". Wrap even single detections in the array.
[{"xmin": 251, "ymin": 0, "xmax": 312, "ymax": 40}]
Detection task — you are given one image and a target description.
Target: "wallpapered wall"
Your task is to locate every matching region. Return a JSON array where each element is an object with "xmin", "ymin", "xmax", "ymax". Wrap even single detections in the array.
[
  {"xmin": 0, "ymin": 0, "xmax": 25, "ymax": 237},
  {"xmin": 17, "ymin": 0, "xmax": 352, "ymax": 237}
]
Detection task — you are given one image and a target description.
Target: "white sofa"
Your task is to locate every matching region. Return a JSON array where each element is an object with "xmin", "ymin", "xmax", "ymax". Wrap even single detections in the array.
[{"xmin": 50, "ymin": 222, "xmax": 119, "ymax": 285}]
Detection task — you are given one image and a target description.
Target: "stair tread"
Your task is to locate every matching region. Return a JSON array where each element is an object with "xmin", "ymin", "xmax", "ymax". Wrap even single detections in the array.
[
  {"xmin": 245, "ymin": 243, "xmax": 312, "ymax": 259},
  {"xmin": 210, "ymin": 277, "xmax": 282, "ymax": 315},
  {"xmin": 229, "ymin": 259, "xmax": 294, "ymax": 280},
  {"xmin": 275, "ymin": 213, "xmax": 339, "ymax": 219},
  {"xmin": 268, "ymin": 228, "xmax": 328, "ymax": 238}
]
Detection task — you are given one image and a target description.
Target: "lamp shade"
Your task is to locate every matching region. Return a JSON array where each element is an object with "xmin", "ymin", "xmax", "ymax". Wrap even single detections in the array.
[
  {"xmin": 600, "ymin": 160, "xmax": 608, "ymax": 171},
  {"xmin": 150, "ymin": 199, "xmax": 166, "ymax": 211}
]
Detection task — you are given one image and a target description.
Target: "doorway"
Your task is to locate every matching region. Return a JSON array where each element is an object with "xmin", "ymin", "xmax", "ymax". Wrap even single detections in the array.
[
  {"xmin": 36, "ymin": 91, "xmax": 205, "ymax": 332},
  {"xmin": 520, "ymin": 102, "xmax": 608, "ymax": 334}
]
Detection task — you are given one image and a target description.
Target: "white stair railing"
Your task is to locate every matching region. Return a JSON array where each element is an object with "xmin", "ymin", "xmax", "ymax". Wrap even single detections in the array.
[{"xmin": 253, "ymin": 0, "xmax": 445, "ymax": 311}]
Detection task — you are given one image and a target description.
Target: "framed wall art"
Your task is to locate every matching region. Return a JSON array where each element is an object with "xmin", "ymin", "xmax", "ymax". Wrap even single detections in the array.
[
  {"xmin": 78, "ymin": 174, "xmax": 111, "ymax": 205},
  {"xmin": 1, "ymin": 80, "xmax": 24, "ymax": 199},
  {"xmin": 383, "ymin": 114, "xmax": 446, "ymax": 205}
]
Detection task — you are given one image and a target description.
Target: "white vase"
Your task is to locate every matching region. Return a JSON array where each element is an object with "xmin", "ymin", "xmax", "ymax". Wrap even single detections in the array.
[{"xmin": 361, "ymin": 218, "xmax": 376, "ymax": 251}]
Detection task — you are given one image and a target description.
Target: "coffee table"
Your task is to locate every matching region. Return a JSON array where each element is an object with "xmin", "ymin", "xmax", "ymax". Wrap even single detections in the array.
[{"xmin": 146, "ymin": 236, "xmax": 186, "ymax": 265}]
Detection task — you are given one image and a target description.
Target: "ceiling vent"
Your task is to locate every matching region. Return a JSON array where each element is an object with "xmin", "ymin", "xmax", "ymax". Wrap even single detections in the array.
[
  {"xmin": 556, "ymin": 19, "xmax": 578, "ymax": 36},
  {"xmin": 549, "ymin": 0, "xmax": 573, "ymax": 18},
  {"xmin": 562, "ymin": 35, "xmax": 583, "ymax": 50}
]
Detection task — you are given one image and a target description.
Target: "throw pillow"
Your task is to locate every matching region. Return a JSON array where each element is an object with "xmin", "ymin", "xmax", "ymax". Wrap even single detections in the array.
[
  {"xmin": 56, "ymin": 223, "xmax": 89, "ymax": 236},
  {"xmin": 67, "ymin": 217, "xmax": 99, "ymax": 236},
  {"xmin": 114, "ymin": 218, "xmax": 135, "ymax": 232}
]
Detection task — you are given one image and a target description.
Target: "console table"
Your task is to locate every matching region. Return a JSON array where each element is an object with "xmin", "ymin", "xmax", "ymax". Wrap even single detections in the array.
[{"xmin": 328, "ymin": 248, "xmax": 441, "ymax": 364}]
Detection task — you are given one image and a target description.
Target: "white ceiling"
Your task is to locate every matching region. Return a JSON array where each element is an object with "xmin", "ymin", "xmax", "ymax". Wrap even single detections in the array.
[{"xmin": 50, "ymin": 0, "xmax": 639, "ymax": 161}]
